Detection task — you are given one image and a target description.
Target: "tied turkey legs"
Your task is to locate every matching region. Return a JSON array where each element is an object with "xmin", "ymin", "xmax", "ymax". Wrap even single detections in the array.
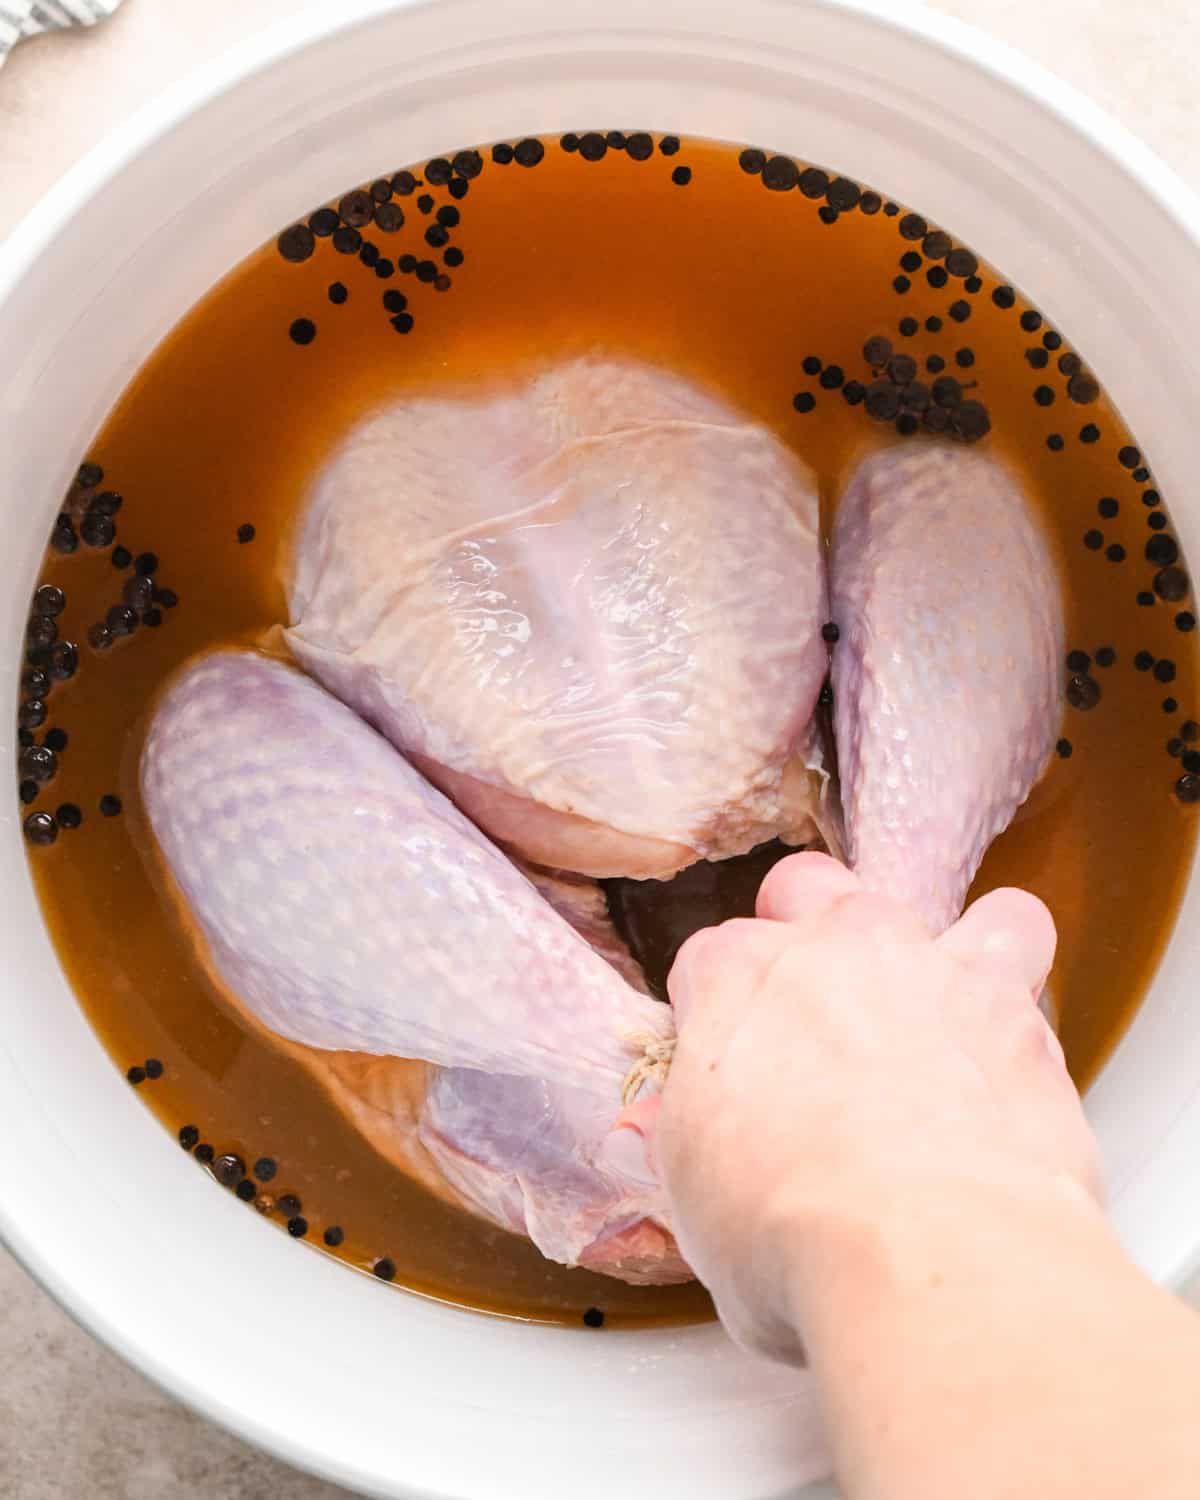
[
  {"xmin": 284, "ymin": 356, "xmax": 832, "ymax": 879},
  {"xmin": 831, "ymin": 444, "xmax": 1063, "ymax": 934},
  {"xmin": 141, "ymin": 650, "xmax": 686, "ymax": 1282}
]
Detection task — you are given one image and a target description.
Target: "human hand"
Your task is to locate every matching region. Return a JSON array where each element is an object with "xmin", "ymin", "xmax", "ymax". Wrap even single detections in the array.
[{"xmin": 651, "ymin": 852, "xmax": 1101, "ymax": 1364}]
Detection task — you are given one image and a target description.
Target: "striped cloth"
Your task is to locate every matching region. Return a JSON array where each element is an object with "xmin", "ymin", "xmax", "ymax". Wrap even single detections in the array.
[{"xmin": 0, "ymin": 0, "xmax": 123, "ymax": 67}]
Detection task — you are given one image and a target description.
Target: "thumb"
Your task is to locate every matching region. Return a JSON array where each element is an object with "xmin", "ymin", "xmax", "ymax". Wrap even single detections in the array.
[
  {"xmin": 596, "ymin": 1095, "xmax": 661, "ymax": 1186},
  {"xmin": 937, "ymin": 887, "xmax": 1057, "ymax": 998}
]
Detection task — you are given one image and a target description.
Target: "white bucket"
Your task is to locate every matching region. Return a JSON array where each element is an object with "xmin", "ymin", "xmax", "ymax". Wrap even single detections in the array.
[{"xmin": 2, "ymin": 2, "xmax": 1200, "ymax": 1496}]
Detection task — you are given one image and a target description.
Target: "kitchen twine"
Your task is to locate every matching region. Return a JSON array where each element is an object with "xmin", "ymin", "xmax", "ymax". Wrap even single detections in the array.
[
  {"xmin": 0, "ymin": 0, "xmax": 123, "ymax": 68},
  {"xmin": 621, "ymin": 1031, "xmax": 676, "ymax": 1106}
]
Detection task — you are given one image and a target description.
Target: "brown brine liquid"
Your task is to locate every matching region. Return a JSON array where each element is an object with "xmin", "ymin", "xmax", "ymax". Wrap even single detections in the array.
[{"xmin": 18, "ymin": 135, "xmax": 1199, "ymax": 1327}]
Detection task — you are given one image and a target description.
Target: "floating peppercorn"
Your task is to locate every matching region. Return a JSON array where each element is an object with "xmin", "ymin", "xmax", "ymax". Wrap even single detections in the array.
[
  {"xmin": 49, "ymin": 641, "xmax": 77, "ymax": 681},
  {"xmin": 932, "ymin": 376, "xmax": 962, "ymax": 408},
  {"xmin": 865, "ymin": 382, "xmax": 901, "ymax": 421},
  {"xmin": 798, "ymin": 167, "xmax": 828, "ymax": 199},
  {"xmin": 33, "ymin": 584, "xmax": 65, "ymax": 617},
  {"xmin": 1068, "ymin": 373, "xmax": 1099, "ymax": 404},
  {"xmin": 214, "ymin": 1154, "xmax": 245, "ymax": 1188},
  {"xmin": 1066, "ymin": 674, "xmax": 1100, "ymax": 710},
  {"xmin": 887, "ymin": 353, "xmax": 917, "ymax": 385},
  {"xmin": 762, "ymin": 156, "xmax": 799, "ymax": 192},
  {"xmin": 80, "ymin": 513, "xmax": 115, "ymax": 548},
  {"xmin": 826, "ymin": 178, "xmax": 860, "ymax": 211},
  {"xmin": 19, "ymin": 698, "xmax": 47, "ymax": 730},
  {"xmin": 451, "ymin": 149, "xmax": 483, "ymax": 179},
  {"xmin": 1147, "ymin": 535, "xmax": 1180, "ymax": 568},
  {"xmin": 951, "ymin": 401, "xmax": 990, "ymax": 441},
  {"xmin": 23, "ymin": 811, "xmax": 56, "ymax": 845},
  {"xmin": 20, "ymin": 744, "xmax": 56, "ymax": 783},
  {"xmin": 106, "ymin": 604, "xmax": 138, "ymax": 637},
  {"xmin": 1155, "ymin": 567, "xmax": 1189, "ymax": 602},
  {"xmin": 52, "ymin": 517, "xmax": 78, "ymax": 554},
  {"xmin": 123, "ymin": 574, "xmax": 154, "ymax": 613},
  {"xmin": 277, "ymin": 224, "xmax": 315, "ymax": 262}
]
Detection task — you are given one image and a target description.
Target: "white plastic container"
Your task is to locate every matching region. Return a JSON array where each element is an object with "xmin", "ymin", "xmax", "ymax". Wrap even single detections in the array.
[{"xmin": 2, "ymin": 2, "xmax": 1200, "ymax": 1496}]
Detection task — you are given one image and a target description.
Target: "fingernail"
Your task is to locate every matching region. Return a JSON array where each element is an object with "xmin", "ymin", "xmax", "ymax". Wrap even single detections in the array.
[{"xmin": 597, "ymin": 1122, "xmax": 658, "ymax": 1187}]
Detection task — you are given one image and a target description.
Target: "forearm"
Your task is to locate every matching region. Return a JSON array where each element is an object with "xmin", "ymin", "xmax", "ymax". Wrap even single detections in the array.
[{"xmin": 785, "ymin": 1170, "xmax": 1200, "ymax": 1500}]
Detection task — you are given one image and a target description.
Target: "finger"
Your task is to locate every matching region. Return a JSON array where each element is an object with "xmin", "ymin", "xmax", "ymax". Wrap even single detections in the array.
[
  {"xmin": 755, "ymin": 850, "xmax": 860, "ymax": 923},
  {"xmin": 938, "ymin": 887, "xmax": 1057, "ymax": 996},
  {"xmin": 667, "ymin": 917, "xmax": 791, "ymax": 1028},
  {"xmin": 597, "ymin": 1096, "xmax": 660, "ymax": 1187},
  {"xmin": 818, "ymin": 885, "xmax": 934, "ymax": 945}
]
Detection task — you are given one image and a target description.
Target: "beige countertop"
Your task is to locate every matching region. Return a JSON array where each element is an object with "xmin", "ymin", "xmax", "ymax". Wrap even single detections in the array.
[{"xmin": 2, "ymin": 1, "xmax": 1199, "ymax": 1495}]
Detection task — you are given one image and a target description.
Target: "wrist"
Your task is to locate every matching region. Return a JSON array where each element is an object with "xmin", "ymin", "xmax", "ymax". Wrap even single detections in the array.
[
  {"xmin": 765, "ymin": 1164, "xmax": 1194, "ymax": 1500},
  {"xmin": 773, "ymin": 1157, "xmax": 1108, "ymax": 1345}
]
